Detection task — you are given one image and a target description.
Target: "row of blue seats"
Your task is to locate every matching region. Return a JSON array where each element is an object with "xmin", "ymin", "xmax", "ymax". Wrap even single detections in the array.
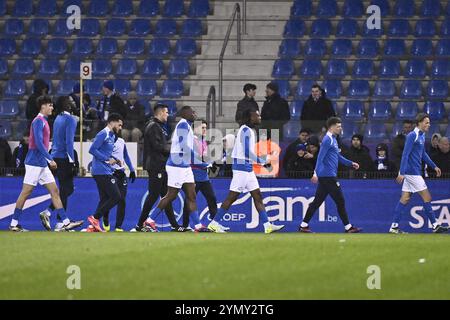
[
  {"xmin": 284, "ymin": 18, "xmax": 450, "ymax": 38},
  {"xmin": 1, "ymin": 18, "xmax": 204, "ymax": 38},
  {"xmin": 0, "ymin": 0, "xmax": 210, "ymax": 18},
  {"xmin": 269, "ymin": 79, "xmax": 449, "ymax": 99},
  {"xmin": 0, "ymin": 58, "xmax": 193, "ymax": 79},
  {"xmin": 0, "ymin": 79, "xmax": 185, "ymax": 98},
  {"xmin": 273, "ymin": 59, "xmax": 450, "ymax": 78},
  {"xmin": 290, "ymin": 0, "xmax": 450, "ymax": 18},
  {"xmin": 0, "ymin": 38, "xmax": 198, "ymax": 57}
]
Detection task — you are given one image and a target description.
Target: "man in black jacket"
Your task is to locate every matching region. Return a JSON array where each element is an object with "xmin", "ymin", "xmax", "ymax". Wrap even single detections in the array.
[
  {"xmin": 96, "ymin": 80, "xmax": 127, "ymax": 121},
  {"xmin": 235, "ymin": 83, "xmax": 259, "ymax": 125},
  {"xmin": 121, "ymin": 95, "xmax": 146, "ymax": 142},
  {"xmin": 341, "ymin": 134, "xmax": 374, "ymax": 174},
  {"xmin": 300, "ymin": 84, "xmax": 335, "ymax": 134},
  {"xmin": 26, "ymin": 79, "xmax": 50, "ymax": 122},
  {"xmin": 285, "ymin": 136, "xmax": 320, "ymax": 178},
  {"xmin": 134, "ymin": 104, "xmax": 181, "ymax": 232},
  {"xmin": 261, "ymin": 82, "xmax": 291, "ymax": 141}
]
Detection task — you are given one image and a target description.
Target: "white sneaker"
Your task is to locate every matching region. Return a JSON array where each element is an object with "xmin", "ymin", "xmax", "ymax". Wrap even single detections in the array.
[
  {"xmin": 208, "ymin": 222, "xmax": 227, "ymax": 233},
  {"xmin": 265, "ymin": 224, "xmax": 285, "ymax": 234}
]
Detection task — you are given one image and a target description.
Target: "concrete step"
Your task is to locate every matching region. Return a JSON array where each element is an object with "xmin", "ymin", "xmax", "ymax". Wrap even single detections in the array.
[
  {"xmin": 189, "ymin": 79, "xmax": 271, "ymax": 96},
  {"xmin": 200, "ymin": 41, "xmax": 280, "ymax": 56},
  {"xmin": 195, "ymin": 59, "xmax": 272, "ymax": 77},
  {"xmin": 213, "ymin": 1, "xmax": 292, "ymax": 17},
  {"xmin": 206, "ymin": 19, "xmax": 285, "ymax": 36}
]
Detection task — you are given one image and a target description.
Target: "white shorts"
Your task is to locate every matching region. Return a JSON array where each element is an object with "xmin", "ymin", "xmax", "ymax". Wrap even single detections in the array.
[
  {"xmin": 23, "ymin": 165, "xmax": 55, "ymax": 187},
  {"xmin": 230, "ymin": 170, "xmax": 260, "ymax": 193},
  {"xmin": 166, "ymin": 165, "xmax": 195, "ymax": 189},
  {"xmin": 402, "ymin": 175, "xmax": 428, "ymax": 193}
]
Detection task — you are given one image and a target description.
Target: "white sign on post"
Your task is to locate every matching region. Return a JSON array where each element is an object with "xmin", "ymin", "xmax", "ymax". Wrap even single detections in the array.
[{"xmin": 80, "ymin": 62, "xmax": 92, "ymax": 79}]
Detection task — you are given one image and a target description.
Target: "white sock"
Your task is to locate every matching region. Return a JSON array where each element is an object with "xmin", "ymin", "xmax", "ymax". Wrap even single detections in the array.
[
  {"xmin": 432, "ymin": 222, "xmax": 440, "ymax": 229},
  {"xmin": 10, "ymin": 219, "xmax": 18, "ymax": 227},
  {"xmin": 44, "ymin": 209, "xmax": 51, "ymax": 217},
  {"xmin": 391, "ymin": 223, "xmax": 399, "ymax": 229},
  {"xmin": 345, "ymin": 224, "xmax": 352, "ymax": 231},
  {"xmin": 300, "ymin": 221, "xmax": 308, "ymax": 228},
  {"xmin": 263, "ymin": 222, "xmax": 271, "ymax": 230},
  {"xmin": 63, "ymin": 218, "xmax": 70, "ymax": 226},
  {"xmin": 195, "ymin": 223, "xmax": 203, "ymax": 229}
]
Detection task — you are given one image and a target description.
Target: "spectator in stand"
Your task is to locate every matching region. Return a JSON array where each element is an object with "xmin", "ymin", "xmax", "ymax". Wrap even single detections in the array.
[
  {"xmin": 235, "ymin": 83, "xmax": 259, "ymax": 125},
  {"xmin": 260, "ymin": 82, "xmax": 291, "ymax": 141},
  {"xmin": 300, "ymin": 84, "xmax": 336, "ymax": 134},
  {"xmin": 428, "ymin": 133, "xmax": 442, "ymax": 159},
  {"xmin": 391, "ymin": 120, "xmax": 414, "ymax": 169},
  {"xmin": 68, "ymin": 83, "xmax": 83, "ymax": 117},
  {"xmin": 253, "ymin": 131, "xmax": 281, "ymax": 177},
  {"xmin": 210, "ymin": 134, "xmax": 234, "ymax": 178},
  {"xmin": 373, "ymin": 143, "xmax": 397, "ymax": 174},
  {"xmin": 26, "ymin": 79, "xmax": 50, "ymax": 122},
  {"xmin": 0, "ymin": 137, "xmax": 13, "ymax": 174},
  {"xmin": 13, "ymin": 132, "xmax": 29, "ymax": 171},
  {"xmin": 121, "ymin": 95, "xmax": 146, "ymax": 142},
  {"xmin": 429, "ymin": 137, "xmax": 450, "ymax": 175},
  {"xmin": 282, "ymin": 128, "xmax": 311, "ymax": 172},
  {"xmin": 96, "ymin": 80, "xmax": 127, "ymax": 121},
  {"xmin": 285, "ymin": 136, "xmax": 320, "ymax": 178},
  {"xmin": 341, "ymin": 134, "xmax": 374, "ymax": 174}
]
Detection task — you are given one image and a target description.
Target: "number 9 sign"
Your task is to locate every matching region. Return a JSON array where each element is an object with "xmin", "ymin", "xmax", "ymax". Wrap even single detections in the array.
[{"xmin": 80, "ymin": 62, "xmax": 92, "ymax": 79}]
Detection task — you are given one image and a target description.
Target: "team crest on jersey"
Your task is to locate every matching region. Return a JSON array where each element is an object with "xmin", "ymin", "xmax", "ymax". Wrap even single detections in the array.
[{"xmin": 111, "ymin": 178, "xmax": 116, "ymax": 184}]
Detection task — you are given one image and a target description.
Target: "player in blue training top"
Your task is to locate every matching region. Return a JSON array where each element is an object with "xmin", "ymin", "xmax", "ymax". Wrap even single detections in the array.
[
  {"xmin": 298, "ymin": 117, "xmax": 362, "ymax": 233},
  {"xmin": 390, "ymin": 113, "xmax": 448, "ymax": 234}
]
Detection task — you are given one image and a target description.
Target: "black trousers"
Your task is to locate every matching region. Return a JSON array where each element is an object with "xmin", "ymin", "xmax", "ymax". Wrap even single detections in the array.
[
  {"xmin": 93, "ymin": 175, "xmax": 122, "ymax": 220},
  {"xmin": 137, "ymin": 170, "xmax": 179, "ymax": 228},
  {"xmin": 49, "ymin": 158, "xmax": 74, "ymax": 218},
  {"xmin": 182, "ymin": 180, "xmax": 218, "ymax": 228},
  {"xmin": 303, "ymin": 177, "xmax": 350, "ymax": 226},
  {"xmin": 103, "ymin": 170, "xmax": 128, "ymax": 228}
]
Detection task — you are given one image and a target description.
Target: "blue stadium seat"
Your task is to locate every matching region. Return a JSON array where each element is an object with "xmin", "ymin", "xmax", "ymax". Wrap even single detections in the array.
[
  {"xmin": 379, "ymin": 59, "xmax": 400, "ymax": 77},
  {"xmin": 4, "ymin": 80, "xmax": 27, "ymax": 97},
  {"xmin": 149, "ymin": 38, "xmax": 171, "ymax": 56},
  {"xmin": 295, "ymin": 80, "xmax": 314, "ymax": 99},
  {"xmin": 290, "ymin": 100, "xmax": 303, "ymax": 120},
  {"xmin": 39, "ymin": 59, "xmax": 60, "ymax": 77},
  {"xmin": 5, "ymin": 19, "xmax": 24, "ymax": 36},
  {"xmin": 447, "ymin": 1, "xmax": 450, "ymax": 15},
  {"xmin": 163, "ymin": 0, "xmax": 184, "ymax": 17},
  {"xmin": 12, "ymin": 59, "xmax": 34, "ymax": 77},
  {"xmin": 342, "ymin": 0, "xmax": 363, "ymax": 17},
  {"xmin": 427, "ymin": 123, "xmax": 442, "ymax": 137},
  {"xmin": 311, "ymin": 19, "xmax": 332, "ymax": 37},
  {"xmin": 124, "ymin": 38, "xmax": 145, "ymax": 56},
  {"xmin": 431, "ymin": 60, "xmax": 450, "ymax": 78},
  {"xmin": 364, "ymin": 122, "xmax": 387, "ymax": 140},
  {"xmin": 0, "ymin": 101, "xmax": 20, "ymax": 118},
  {"xmin": 352, "ymin": 59, "xmax": 374, "ymax": 77},
  {"xmin": 88, "ymin": 0, "xmax": 109, "ymax": 16},
  {"xmin": 140, "ymin": 99, "xmax": 153, "ymax": 117},
  {"xmin": 411, "ymin": 39, "xmax": 433, "ymax": 56},
  {"xmin": 283, "ymin": 20, "xmax": 305, "ymax": 37},
  {"xmin": 0, "ymin": 119, "xmax": 12, "ymax": 138},
  {"xmin": 326, "ymin": 60, "xmax": 347, "ymax": 78},
  {"xmin": 21, "ymin": 38, "xmax": 42, "ymax": 56},
  {"xmin": 114, "ymin": 80, "xmax": 131, "ymax": 96},
  {"xmin": 421, "ymin": 0, "xmax": 442, "ymax": 17},
  {"xmin": 105, "ymin": 19, "xmax": 126, "ymax": 36},
  {"xmin": 136, "ymin": 80, "xmax": 157, "ymax": 97},
  {"xmin": 96, "ymin": 38, "xmax": 118, "ymax": 56},
  {"xmin": 142, "ymin": 59, "xmax": 164, "ymax": 78},
  {"xmin": 272, "ymin": 59, "xmax": 295, "ymax": 78},
  {"xmin": 72, "ymin": 39, "xmax": 93, "ymax": 56},
  {"xmin": 157, "ymin": 100, "xmax": 177, "ymax": 117},
  {"xmin": 79, "ymin": 19, "xmax": 100, "ymax": 37},
  {"xmin": 29, "ymin": 19, "xmax": 49, "ymax": 37},
  {"xmin": 427, "ymin": 80, "xmax": 448, "ymax": 98},
  {"xmin": 373, "ymin": 80, "xmax": 395, "ymax": 98},
  {"xmin": 362, "ymin": 23, "xmax": 383, "ymax": 37},
  {"xmin": 181, "ymin": 19, "xmax": 203, "ymax": 37},
  {"xmin": 155, "ymin": 19, "xmax": 177, "ymax": 37},
  {"xmin": 341, "ymin": 100, "xmax": 364, "ymax": 120},
  {"xmin": 0, "ymin": 0, "xmax": 6, "ymax": 16},
  {"xmin": 357, "ymin": 39, "xmax": 379, "ymax": 57},
  {"xmin": 291, "ymin": 0, "xmax": 312, "ymax": 16},
  {"xmin": 64, "ymin": 59, "xmax": 82, "ymax": 77},
  {"xmin": 0, "ymin": 59, "xmax": 7, "ymax": 76},
  {"xmin": 384, "ymin": 39, "xmax": 406, "ymax": 56},
  {"xmin": 445, "ymin": 125, "xmax": 450, "ymax": 137},
  {"xmin": 53, "ymin": 18, "xmax": 73, "ymax": 36},
  {"xmin": 404, "ymin": 59, "xmax": 427, "ymax": 78},
  {"xmin": 0, "ymin": 39, "xmax": 16, "ymax": 56},
  {"xmin": 305, "ymin": 39, "xmax": 326, "ymax": 56},
  {"xmin": 85, "ymin": 79, "xmax": 103, "ymax": 96},
  {"xmin": 188, "ymin": 0, "xmax": 210, "ymax": 17},
  {"xmin": 322, "ymin": 80, "xmax": 342, "ymax": 98},
  {"xmin": 92, "ymin": 60, "xmax": 113, "ymax": 77},
  {"xmin": 57, "ymin": 79, "xmax": 77, "ymax": 95},
  {"xmin": 161, "ymin": 80, "xmax": 184, "ymax": 98},
  {"xmin": 36, "ymin": 0, "xmax": 58, "ymax": 17},
  {"xmin": 395, "ymin": 101, "xmax": 418, "ymax": 120},
  {"xmin": 168, "ymin": 59, "xmax": 190, "ymax": 78},
  {"xmin": 279, "ymin": 39, "xmax": 301, "ymax": 58},
  {"xmin": 336, "ymin": 19, "xmax": 358, "ymax": 37},
  {"xmin": 129, "ymin": 19, "xmax": 152, "ymax": 37},
  {"xmin": 340, "ymin": 121, "xmax": 361, "ymax": 140},
  {"xmin": 175, "ymin": 38, "xmax": 197, "ymax": 57},
  {"xmin": 13, "ymin": 0, "xmax": 33, "ymax": 16},
  {"xmin": 138, "ymin": 0, "xmax": 159, "ymax": 16},
  {"xmin": 348, "ymin": 80, "xmax": 370, "ymax": 98},
  {"xmin": 317, "ymin": 0, "xmax": 337, "ymax": 17},
  {"xmin": 370, "ymin": 0, "xmax": 390, "ymax": 16},
  {"xmin": 393, "ymin": 0, "xmax": 415, "ymax": 17},
  {"xmin": 388, "ymin": 19, "xmax": 410, "ymax": 37},
  {"xmin": 368, "ymin": 101, "xmax": 392, "ymax": 120},
  {"xmin": 423, "ymin": 101, "xmax": 445, "ymax": 120},
  {"xmin": 441, "ymin": 18, "xmax": 450, "ymax": 36},
  {"xmin": 331, "ymin": 39, "xmax": 352, "ymax": 56},
  {"xmin": 46, "ymin": 38, "xmax": 68, "ymax": 57},
  {"xmin": 300, "ymin": 59, "xmax": 322, "ymax": 78},
  {"xmin": 400, "ymin": 80, "xmax": 422, "ymax": 98},
  {"xmin": 391, "ymin": 121, "xmax": 404, "ymax": 137},
  {"xmin": 437, "ymin": 39, "xmax": 450, "ymax": 56},
  {"xmin": 62, "ymin": 0, "xmax": 84, "ymax": 15},
  {"xmin": 415, "ymin": 19, "xmax": 436, "ymax": 37},
  {"xmin": 113, "ymin": 0, "xmax": 133, "ymax": 16},
  {"xmin": 272, "ymin": 80, "xmax": 291, "ymax": 98},
  {"xmin": 283, "ymin": 121, "xmax": 300, "ymax": 140}
]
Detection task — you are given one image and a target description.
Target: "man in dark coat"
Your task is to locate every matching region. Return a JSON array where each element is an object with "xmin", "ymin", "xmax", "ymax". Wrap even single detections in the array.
[
  {"xmin": 341, "ymin": 134, "xmax": 374, "ymax": 174},
  {"xmin": 96, "ymin": 80, "xmax": 127, "ymax": 121},
  {"xmin": 26, "ymin": 79, "xmax": 50, "ymax": 121},
  {"xmin": 235, "ymin": 83, "xmax": 259, "ymax": 125},
  {"xmin": 282, "ymin": 128, "xmax": 311, "ymax": 172},
  {"xmin": 300, "ymin": 84, "xmax": 335, "ymax": 134},
  {"xmin": 260, "ymin": 82, "xmax": 291, "ymax": 141}
]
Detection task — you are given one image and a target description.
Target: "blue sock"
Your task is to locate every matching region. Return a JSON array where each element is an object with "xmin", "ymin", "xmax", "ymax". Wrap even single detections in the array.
[
  {"xmin": 213, "ymin": 207, "xmax": 227, "ymax": 222},
  {"xmin": 55, "ymin": 208, "xmax": 67, "ymax": 221},
  {"xmin": 423, "ymin": 202, "xmax": 436, "ymax": 225},
  {"xmin": 189, "ymin": 210, "xmax": 200, "ymax": 226},
  {"xmin": 392, "ymin": 202, "xmax": 407, "ymax": 225},
  {"xmin": 12, "ymin": 208, "xmax": 23, "ymax": 222},
  {"xmin": 259, "ymin": 210, "xmax": 269, "ymax": 224},
  {"xmin": 149, "ymin": 207, "xmax": 163, "ymax": 221}
]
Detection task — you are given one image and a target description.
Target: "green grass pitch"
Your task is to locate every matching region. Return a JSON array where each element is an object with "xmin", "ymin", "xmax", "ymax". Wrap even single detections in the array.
[{"xmin": 0, "ymin": 232, "xmax": 449, "ymax": 300}]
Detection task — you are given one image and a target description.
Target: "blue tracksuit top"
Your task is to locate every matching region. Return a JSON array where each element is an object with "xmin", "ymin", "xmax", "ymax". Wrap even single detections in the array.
[
  {"xmin": 89, "ymin": 127, "xmax": 115, "ymax": 176},
  {"xmin": 399, "ymin": 127, "xmax": 436, "ymax": 176},
  {"xmin": 314, "ymin": 132, "xmax": 353, "ymax": 177},
  {"xmin": 51, "ymin": 112, "xmax": 77, "ymax": 161}
]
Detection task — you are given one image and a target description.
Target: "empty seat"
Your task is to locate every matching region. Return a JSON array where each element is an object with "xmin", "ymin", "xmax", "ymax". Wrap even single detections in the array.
[
  {"xmin": 136, "ymin": 79, "xmax": 158, "ymax": 97},
  {"xmin": 364, "ymin": 122, "xmax": 387, "ymax": 140},
  {"xmin": 181, "ymin": 19, "xmax": 203, "ymax": 37},
  {"xmin": 188, "ymin": 0, "xmax": 210, "ymax": 17},
  {"xmin": 283, "ymin": 121, "xmax": 301, "ymax": 140},
  {"xmin": 396, "ymin": 101, "xmax": 418, "ymax": 120},
  {"xmin": 129, "ymin": 19, "xmax": 152, "ymax": 37},
  {"xmin": 322, "ymin": 80, "xmax": 342, "ymax": 98},
  {"xmin": 0, "ymin": 100, "xmax": 20, "ymax": 118},
  {"xmin": 0, "ymin": 39, "xmax": 16, "ymax": 56},
  {"xmin": 57, "ymin": 79, "xmax": 77, "ymax": 95},
  {"xmin": 155, "ymin": 19, "xmax": 177, "ymax": 36},
  {"xmin": 311, "ymin": 19, "xmax": 332, "ymax": 37},
  {"xmin": 36, "ymin": 0, "xmax": 57, "ymax": 16},
  {"xmin": 13, "ymin": 0, "xmax": 33, "ymax": 16},
  {"xmin": 163, "ymin": 0, "xmax": 184, "ymax": 17},
  {"xmin": 21, "ymin": 38, "xmax": 42, "ymax": 56},
  {"xmin": 391, "ymin": 121, "xmax": 404, "ymax": 137},
  {"xmin": 436, "ymin": 39, "xmax": 450, "ymax": 56},
  {"xmin": 415, "ymin": 19, "xmax": 436, "ymax": 37},
  {"xmin": 28, "ymin": 19, "xmax": 49, "ymax": 37},
  {"xmin": 138, "ymin": 0, "xmax": 159, "ymax": 16},
  {"xmin": 149, "ymin": 38, "xmax": 171, "ymax": 56},
  {"xmin": 72, "ymin": 38, "xmax": 93, "ymax": 56},
  {"xmin": 331, "ymin": 39, "xmax": 352, "ymax": 56},
  {"xmin": 283, "ymin": 20, "xmax": 305, "ymax": 37},
  {"xmin": 39, "ymin": 59, "xmax": 60, "ymax": 76},
  {"xmin": 370, "ymin": 0, "xmax": 390, "ymax": 16},
  {"xmin": 85, "ymin": 79, "xmax": 103, "ymax": 96},
  {"xmin": 373, "ymin": 80, "xmax": 395, "ymax": 98},
  {"xmin": 411, "ymin": 39, "xmax": 433, "ymax": 56},
  {"xmin": 427, "ymin": 123, "xmax": 442, "ymax": 136},
  {"xmin": 0, "ymin": 59, "xmax": 7, "ymax": 76},
  {"xmin": 326, "ymin": 60, "xmax": 347, "ymax": 78},
  {"xmin": 4, "ymin": 80, "xmax": 27, "ymax": 97},
  {"xmin": 295, "ymin": 80, "xmax": 314, "ymax": 99},
  {"xmin": 447, "ymin": 1, "xmax": 450, "ymax": 15},
  {"xmin": 427, "ymin": 80, "xmax": 448, "ymax": 98},
  {"xmin": 157, "ymin": 100, "xmax": 177, "ymax": 117},
  {"xmin": 423, "ymin": 101, "xmax": 445, "ymax": 120},
  {"xmin": 5, "ymin": 19, "xmax": 24, "ymax": 36},
  {"xmin": 124, "ymin": 38, "xmax": 145, "ymax": 56},
  {"xmin": 393, "ymin": 0, "xmax": 415, "ymax": 17},
  {"xmin": 421, "ymin": 0, "xmax": 442, "ymax": 17},
  {"xmin": 161, "ymin": 80, "xmax": 184, "ymax": 98},
  {"xmin": 279, "ymin": 39, "xmax": 301, "ymax": 57},
  {"xmin": 92, "ymin": 60, "xmax": 113, "ymax": 77},
  {"xmin": 272, "ymin": 59, "xmax": 295, "ymax": 78},
  {"xmin": 340, "ymin": 121, "xmax": 361, "ymax": 140},
  {"xmin": 175, "ymin": 38, "xmax": 197, "ymax": 57},
  {"xmin": 388, "ymin": 19, "xmax": 410, "ymax": 37},
  {"xmin": 114, "ymin": 79, "xmax": 131, "ymax": 96},
  {"xmin": 342, "ymin": 100, "xmax": 364, "ymax": 120},
  {"xmin": 64, "ymin": 59, "xmax": 82, "ymax": 77},
  {"xmin": 88, "ymin": 0, "xmax": 109, "ymax": 16},
  {"xmin": 357, "ymin": 39, "xmax": 379, "ymax": 57},
  {"xmin": 405, "ymin": 59, "xmax": 427, "ymax": 78},
  {"xmin": 290, "ymin": 100, "xmax": 303, "ymax": 120},
  {"xmin": 431, "ymin": 60, "xmax": 450, "ymax": 78},
  {"xmin": 96, "ymin": 38, "xmax": 118, "ymax": 56},
  {"xmin": 348, "ymin": 80, "xmax": 370, "ymax": 98},
  {"xmin": 78, "ymin": 19, "xmax": 100, "ymax": 37},
  {"xmin": 113, "ymin": 0, "xmax": 133, "ymax": 16},
  {"xmin": 272, "ymin": 80, "xmax": 291, "ymax": 98},
  {"xmin": 379, "ymin": 59, "xmax": 400, "ymax": 77},
  {"xmin": 46, "ymin": 38, "xmax": 68, "ymax": 57},
  {"xmin": 105, "ymin": 19, "xmax": 126, "ymax": 36},
  {"xmin": 336, "ymin": 19, "xmax": 358, "ymax": 37},
  {"xmin": 363, "ymin": 23, "xmax": 383, "ymax": 37},
  {"xmin": 291, "ymin": 0, "xmax": 312, "ymax": 16},
  {"xmin": 53, "ymin": 18, "xmax": 73, "ymax": 36},
  {"xmin": 400, "ymin": 80, "xmax": 422, "ymax": 98},
  {"xmin": 384, "ymin": 39, "xmax": 406, "ymax": 56},
  {"xmin": 441, "ymin": 18, "xmax": 450, "ymax": 36},
  {"xmin": 0, "ymin": 0, "xmax": 5, "ymax": 15},
  {"xmin": 142, "ymin": 59, "xmax": 164, "ymax": 78},
  {"xmin": 12, "ymin": 59, "xmax": 34, "ymax": 77},
  {"xmin": 352, "ymin": 59, "xmax": 374, "ymax": 77},
  {"xmin": 317, "ymin": 0, "xmax": 337, "ymax": 17},
  {"xmin": 305, "ymin": 39, "xmax": 326, "ymax": 56},
  {"xmin": 300, "ymin": 59, "xmax": 322, "ymax": 77},
  {"xmin": 369, "ymin": 101, "xmax": 392, "ymax": 120},
  {"xmin": 342, "ymin": 0, "xmax": 363, "ymax": 17},
  {"xmin": 168, "ymin": 59, "xmax": 190, "ymax": 78},
  {"xmin": 0, "ymin": 120, "xmax": 12, "ymax": 138},
  {"xmin": 140, "ymin": 99, "xmax": 153, "ymax": 117}
]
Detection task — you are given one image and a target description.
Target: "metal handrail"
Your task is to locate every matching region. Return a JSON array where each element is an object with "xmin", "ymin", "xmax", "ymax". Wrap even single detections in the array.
[
  {"xmin": 242, "ymin": 0, "xmax": 247, "ymax": 35},
  {"xmin": 206, "ymin": 85, "xmax": 216, "ymax": 127},
  {"xmin": 218, "ymin": 3, "xmax": 242, "ymax": 117}
]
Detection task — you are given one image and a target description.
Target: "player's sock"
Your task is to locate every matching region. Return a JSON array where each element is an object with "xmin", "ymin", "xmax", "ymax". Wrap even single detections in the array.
[
  {"xmin": 344, "ymin": 224, "xmax": 353, "ymax": 231},
  {"xmin": 189, "ymin": 210, "xmax": 202, "ymax": 229},
  {"xmin": 300, "ymin": 221, "xmax": 308, "ymax": 228},
  {"xmin": 55, "ymin": 208, "xmax": 68, "ymax": 222},
  {"xmin": 392, "ymin": 201, "xmax": 407, "ymax": 227},
  {"xmin": 423, "ymin": 202, "xmax": 438, "ymax": 226},
  {"xmin": 259, "ymin": 211, "xmax": 270, "ymax": 231},
  {"xmin": 148, "ymin": 207, "xmax": 163, "ymax": 221},
  {"xmin": 11, "ymin": 208, "xmax": 23, "ymax": 226},
  {"xmin": 213, "ymin": 207, "xmax": 227, "ymax": 223},
  {"xmin": 263, "ymin": 222, "xmax": 271, "ymax": 230}
]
